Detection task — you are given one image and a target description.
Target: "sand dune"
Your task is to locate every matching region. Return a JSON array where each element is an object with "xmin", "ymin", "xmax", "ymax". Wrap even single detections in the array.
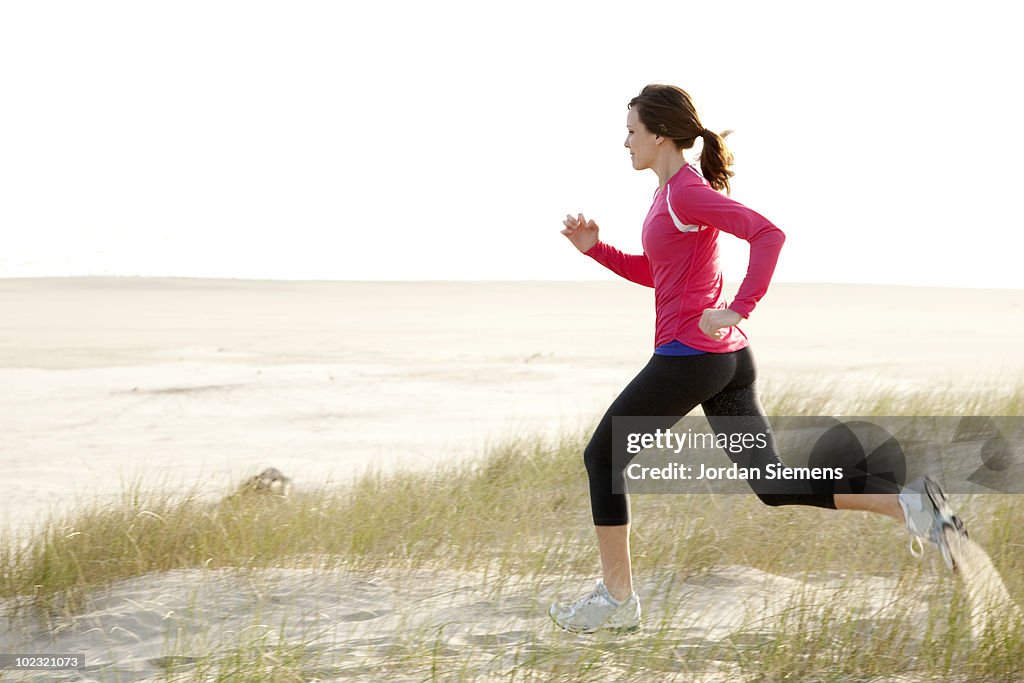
[
  {"xmin": 2, "ymin": 279, "xmax": 1022, "ymax": 680},
  {"xmin": 0, "ymin": 564, "xmax": 933, "ymax": 682}
]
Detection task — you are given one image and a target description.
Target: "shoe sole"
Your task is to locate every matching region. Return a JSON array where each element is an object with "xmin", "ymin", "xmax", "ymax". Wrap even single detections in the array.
[
  {"xmin": 548, "ymin": 610, "xmax": 641, "ymax": 635},
  {"xmin": 923, "ymin": 476, "xmax": 968, "ymax": 572},
  {"xmin": 940, "ymin": 524, "xmax": 968, "ymax": 572},
  {"xmin": 551, "ymin": 622, "xmax": 641, "ymax": 635}
]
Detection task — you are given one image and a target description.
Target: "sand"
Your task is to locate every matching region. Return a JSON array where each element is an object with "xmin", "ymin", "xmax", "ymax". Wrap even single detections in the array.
[
  {"xmin": 0, "ymin": 563, "xmax": 931, "ymax": 681},
  {"xmin": 2, "ymin": 278, "xmax": 1022, "ymax": 541},
  {"xmin": 1, "ymin": 278, "xmax": 1022, "ymax": 680}
]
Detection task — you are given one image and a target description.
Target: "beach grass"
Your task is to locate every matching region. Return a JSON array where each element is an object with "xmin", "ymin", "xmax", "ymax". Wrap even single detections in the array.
[{"xmin": 2, "ymin": 381, "xmax": 1024, "ymax": 681}]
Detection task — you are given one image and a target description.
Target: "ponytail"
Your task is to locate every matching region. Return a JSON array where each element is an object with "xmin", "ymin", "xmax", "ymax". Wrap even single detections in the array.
[{"xmin": 698, "ymin": 128, "xmax": 735, "ymax": 195}]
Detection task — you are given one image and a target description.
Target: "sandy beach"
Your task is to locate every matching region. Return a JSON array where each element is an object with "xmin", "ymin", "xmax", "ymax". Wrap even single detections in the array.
[
  {"xmin": 2, "ymin": 278, "xmax": 1022, "ymax": 540},
  {"xmin": 1, "ymin": 278, "xmax": 1023, "ymax": 680},
  {"xmin": 0, "ymin": 564, "xmax": 929, "ymax": 682}
]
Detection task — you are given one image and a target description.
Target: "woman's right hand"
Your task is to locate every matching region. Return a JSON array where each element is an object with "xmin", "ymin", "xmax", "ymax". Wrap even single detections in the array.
[{"xmin": 561, "ymin": 213, "xmax": 600, "ymax": 254}]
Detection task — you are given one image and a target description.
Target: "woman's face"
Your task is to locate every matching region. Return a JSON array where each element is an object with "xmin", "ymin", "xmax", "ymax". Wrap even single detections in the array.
[{"xmin": 624, "ymin": 107, "xmax": 659, "ymax": 171}]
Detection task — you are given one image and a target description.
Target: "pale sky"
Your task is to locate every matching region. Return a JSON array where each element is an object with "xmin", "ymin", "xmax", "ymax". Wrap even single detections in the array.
[{"xmin": 2, "ymin": 1, "xmax": 1021, "ymax": 288}]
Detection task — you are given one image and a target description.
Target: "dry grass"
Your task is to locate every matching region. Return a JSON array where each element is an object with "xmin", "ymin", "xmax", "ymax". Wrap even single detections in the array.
[{"xmin": 2, "ymin": 382, "xmax": 1023, "ymax": 680}]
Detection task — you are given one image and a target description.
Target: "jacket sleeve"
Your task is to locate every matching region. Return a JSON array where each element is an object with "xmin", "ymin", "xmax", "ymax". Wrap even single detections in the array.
[
  {"xmin": 583, "ymin": 240, "xmax": 655, "ymax": 288},
  {"xmin": 674, "ymin": 184, "xmax": 785, "ymax": 318}
]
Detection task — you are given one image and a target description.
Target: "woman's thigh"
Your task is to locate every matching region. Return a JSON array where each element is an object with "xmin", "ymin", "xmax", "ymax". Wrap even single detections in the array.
[
  {"xmin": 588, "ymin": 351, "xmax": 740, "ymax": 456},
  {"xmin": 607, "ymin": 352, "xmax": 739, "ymax": 419}
]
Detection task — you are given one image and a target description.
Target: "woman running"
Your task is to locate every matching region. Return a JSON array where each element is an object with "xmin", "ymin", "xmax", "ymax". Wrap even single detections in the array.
[{"xmin": 550, "ymin": 84, "xmax": 968, "ymax": 634}]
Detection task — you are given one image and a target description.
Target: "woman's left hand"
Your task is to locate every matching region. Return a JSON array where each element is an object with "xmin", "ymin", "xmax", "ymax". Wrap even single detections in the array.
[{"xmin": 699, "ymin": 308, "xmax": 743, "ymax": 340}]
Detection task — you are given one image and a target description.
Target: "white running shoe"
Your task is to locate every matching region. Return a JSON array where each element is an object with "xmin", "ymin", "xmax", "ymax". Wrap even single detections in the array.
[
  {"xmin": 898, "ymin": 474, "xmax": 968, "ymax": 571},
  {"xmin": 548, "ymin": 580, "xmax": 641, "ymax": 634}
]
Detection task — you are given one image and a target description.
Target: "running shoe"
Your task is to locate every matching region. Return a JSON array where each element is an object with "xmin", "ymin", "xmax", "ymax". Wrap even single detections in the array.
[
  {"xmin": 548, "ymin": 580, "xmax": 641, "ymax": 634},
  {"xmin": 898, "ymin": 474, "xmax": 968, "ymax": 571}
]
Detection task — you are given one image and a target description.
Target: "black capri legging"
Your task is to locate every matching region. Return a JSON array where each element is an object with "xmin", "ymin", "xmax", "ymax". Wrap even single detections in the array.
[{"xmin": 584, "ymin": 346, "xmax": 837, "ymax": 526}]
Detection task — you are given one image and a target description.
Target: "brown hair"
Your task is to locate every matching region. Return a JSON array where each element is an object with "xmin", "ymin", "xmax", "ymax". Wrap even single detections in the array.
[{"xmin": 628, "ymin": 84, "xmax": 735, "ymax": 194}]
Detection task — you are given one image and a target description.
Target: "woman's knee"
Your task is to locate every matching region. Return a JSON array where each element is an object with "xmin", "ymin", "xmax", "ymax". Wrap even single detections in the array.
[
  {"xmin": 753, "ymin": 491, "xmax": 837, "ymax": 509},
  {"xmin": 754, "ymin": 492, "xmax": 788, "ymax": 507},
  {"xmin": 583, "ymin": 438, "xmax": 608, "ymax": 477}
]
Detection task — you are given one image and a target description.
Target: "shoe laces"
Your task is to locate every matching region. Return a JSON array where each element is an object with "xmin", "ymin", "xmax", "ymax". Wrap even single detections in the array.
[{"xmin": 570, "ymin": 583, "xmax": 611, "ymax": 611}]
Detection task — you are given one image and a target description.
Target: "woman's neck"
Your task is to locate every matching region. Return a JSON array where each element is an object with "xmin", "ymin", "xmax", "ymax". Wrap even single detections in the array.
[{"xmin": 655, "ymin": 155, "xmax": 688, "ymax": 189}]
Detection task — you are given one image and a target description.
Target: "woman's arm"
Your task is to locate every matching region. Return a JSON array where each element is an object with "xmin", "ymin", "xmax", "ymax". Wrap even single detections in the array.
[
  {"xmin": 562, "ymin": 212, "xmax": 655, "ymax": 288},
  {"xmin": 675, "ymin": 184, "xmax": 785, "ymax": 318},
  {"xmin": 584, "ymin": 241, "xmax": 655, "ymax": 288}
]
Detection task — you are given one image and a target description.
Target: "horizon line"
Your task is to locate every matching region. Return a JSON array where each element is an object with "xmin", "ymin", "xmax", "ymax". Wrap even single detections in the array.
[{"xmin": 1, "ymin": 275, "xmax": 1021, "ymax": 293}]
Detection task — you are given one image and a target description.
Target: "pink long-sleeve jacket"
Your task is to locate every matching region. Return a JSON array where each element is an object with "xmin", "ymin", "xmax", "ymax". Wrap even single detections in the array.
[{"xmin": 585, "ymin": 163, "xmax": 785, "ymax": 352}]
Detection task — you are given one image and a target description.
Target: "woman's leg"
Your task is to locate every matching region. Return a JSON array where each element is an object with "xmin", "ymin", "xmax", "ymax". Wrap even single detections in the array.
[
  {"xmin": 583, "ymin": 353, "xmax": 738, "ymax": 600},
  {"xmin": 834, "ymin": 493, "xmax": 904, "ymax": 521},
  {"xmin": 699, "ymin": 347, "xmax": 974, "ymax": 571},
  {"xmin": 701, "ymin": 346, "xmax": 903, "ymax": 518},
  {"xmin": 595, "ymin": 524, "xmax": 632, "ymax": 601},
  {"xmin": 700, "ymin": 346, "xmax": 837, "ymax": 509}
]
